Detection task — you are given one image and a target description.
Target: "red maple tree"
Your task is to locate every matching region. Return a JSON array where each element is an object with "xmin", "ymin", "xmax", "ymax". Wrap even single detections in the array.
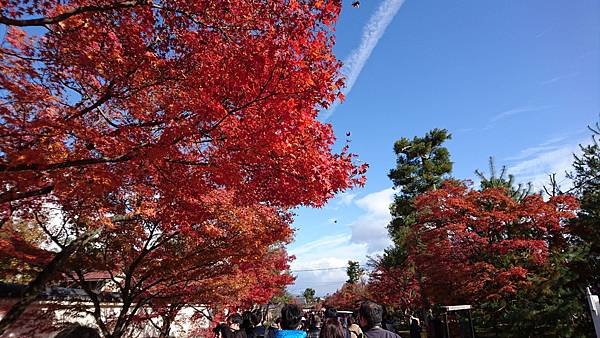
[
  {"xmin": 66, "ymin": 197, "xmax": 294, "ymax": 337},
  {"xmin": 0, "ymin": 0, "xmax": 365, "ymax": 334},
  {"xmin": 369, "ymin": 181, "xmax": 578, "ymax": 309},
  {"xmin": 324, "ymin": 282, "xmax": 370, "ymax": 310}
]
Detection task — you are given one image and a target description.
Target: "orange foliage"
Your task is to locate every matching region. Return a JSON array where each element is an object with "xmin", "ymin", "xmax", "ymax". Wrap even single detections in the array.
[
  {"xmin": 324, "ymin": 282, "xmax": 370, "ymax": 310},
  {"xmin": 0, "ymin": 0, "xmax": 365, "ymax": 335},
  {"xmin": 369, "ymin": 181, "xmax": 578, "ymax": 309}
]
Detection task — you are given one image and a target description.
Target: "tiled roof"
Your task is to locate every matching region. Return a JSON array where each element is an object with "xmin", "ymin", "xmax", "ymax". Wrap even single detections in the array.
[{"xmin": 63, "ymin": 271, "xmax": 114, "ymax": 281}]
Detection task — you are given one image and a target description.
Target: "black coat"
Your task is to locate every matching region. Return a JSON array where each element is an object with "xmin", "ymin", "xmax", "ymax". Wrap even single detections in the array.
[
  {"xmin": 234, "ymin": 329, "xmax": 248, "ymax": 338},
  {"xmin": 363, "ymin": 327, "xmax": 402, "ymax": 338}
]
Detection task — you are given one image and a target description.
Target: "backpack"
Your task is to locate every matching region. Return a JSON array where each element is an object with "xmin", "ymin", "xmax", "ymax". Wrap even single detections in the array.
[{"xmin": 348, "ymin": 328, "xmax": 362, "ymax": 338}]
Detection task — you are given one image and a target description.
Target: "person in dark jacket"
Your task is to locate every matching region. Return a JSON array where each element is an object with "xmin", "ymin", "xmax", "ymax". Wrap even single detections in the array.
[
  {"xmin": 228, "ymin": 313, "xmax": 248, "ymax": 338},
  {"xmin": 357, "ymin": 302, "xmax": 402, "ymax": 338},
  {"xmin": 244, "ymin": 310, "xmax": 264, "ymax": 338},
  {"xmin": 382, "ymin": 312, "xmax": 395, "ymax": 333},
  {"xmin": 409, "ymin": 317, "xmax": 421, "ymax": 338},
  {"xmin": 324, "ymin": 307, "xmax": 353, "ymax": 338},
  {"xmin": 215, "ymin": 323, "xmax": 234, "ymax": 338},
  {"xmin": 275, "ymin": 304, "xmax": 307, "ymax": 338},
  {"xmin": 266, "ymin": 317, "xmax": 281, "ymax": 338},
  {"xmin": 253, "ymin": 311, "xmax": 271, "ymax": 338}
]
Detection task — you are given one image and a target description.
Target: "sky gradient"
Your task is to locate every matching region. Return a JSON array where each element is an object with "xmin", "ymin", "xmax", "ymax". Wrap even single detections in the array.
[{"xmin": 288, "ymin": 0, "xmax": 600, "ymax": 296}]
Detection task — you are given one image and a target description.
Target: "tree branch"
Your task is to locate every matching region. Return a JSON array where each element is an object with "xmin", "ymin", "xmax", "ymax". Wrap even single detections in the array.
[
  {"xmin": 0, "ymin": 228, "xmax": 100, "ymax": 335},
  {"xmin": 0, "ymin": 1, "xmax": 147, "ymax": 27},
  {"xmin": 0, "ymin": 185, "xmax": 54, "ymax": 204},
  {"xmin": 0, "ymin": 150, "xmax": 134, "ymax": 173}
]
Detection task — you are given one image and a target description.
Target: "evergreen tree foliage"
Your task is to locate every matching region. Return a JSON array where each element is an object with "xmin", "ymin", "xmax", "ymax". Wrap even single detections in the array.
[
  {"xmin": 475, "ymin": 156, "xmax": 533, "ymax": 200},
  {"xmin": 569, "ymin": 121, "xmax": 600, "ymax": 291},
  {"xmin": 346, "ymin": 261, "xmax": 364, "ymax": 284},
  {"xmin": 476, "ymin": 243, "xmax": 594, "ymax": 337},
  {"xmin": 370, "ymin": 126, "xmax": 598, "ymax": 337},
  {"xmin": 370, "ymin": 129, "xmax": 453, "ymax": 313},
  {"xmin": 303, "ymin": 288, "xmax": 316, "ymax": 304},
  {"xmin": 470, "ymin": 127, "xmax": 599, "ymax": 337},
  {"xmin": 388, "ymin": 128, "xmax": 453, "ymax": 228},
  {"xmin": 384, "ymin": 129, "xmax": 453, "ymax": 267}
]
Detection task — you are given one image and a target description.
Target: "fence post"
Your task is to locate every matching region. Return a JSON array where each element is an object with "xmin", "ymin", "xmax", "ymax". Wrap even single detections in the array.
[{"xmin": 586, "ymin": 287, "xmax": 600, "ymax": 338}]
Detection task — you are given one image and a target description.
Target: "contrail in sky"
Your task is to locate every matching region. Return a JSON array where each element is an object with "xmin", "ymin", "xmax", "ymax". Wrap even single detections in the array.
[{"xmin": 321, "ymin": 0, "xmax": 407, "ymax": 121}]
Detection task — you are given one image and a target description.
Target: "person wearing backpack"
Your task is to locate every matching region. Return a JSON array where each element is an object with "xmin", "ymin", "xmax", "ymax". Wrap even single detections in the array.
[{"xmin": 348, "ymin": 314, "xmax": 363, "ymax": 338}]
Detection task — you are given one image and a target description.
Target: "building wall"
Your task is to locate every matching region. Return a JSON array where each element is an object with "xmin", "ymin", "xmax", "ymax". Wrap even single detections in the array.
[{"xmin": 0, "ymin": 300, "xmax": 211, "ymax": 337}]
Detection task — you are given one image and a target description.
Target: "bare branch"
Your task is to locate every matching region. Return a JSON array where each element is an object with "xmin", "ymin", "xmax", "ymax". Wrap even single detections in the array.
[
  {"xmin": 0, "ymin": 185, "xmax": 54, "ymax": 204},
  {"xmin": 0, "ymin": 1, "xmax": 146, "ymax": 27}
]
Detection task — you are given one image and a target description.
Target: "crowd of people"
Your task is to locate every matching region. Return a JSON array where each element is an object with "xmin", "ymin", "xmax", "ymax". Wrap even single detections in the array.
[{"xmin": 215, "ymin": 301, "xmax": 419, "ymax": 338}]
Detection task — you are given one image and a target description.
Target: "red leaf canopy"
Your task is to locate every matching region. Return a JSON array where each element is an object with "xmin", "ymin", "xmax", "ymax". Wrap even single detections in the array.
[{"xmin": 369, "ymin": 181, "xmax": 578, "ymax": 309}]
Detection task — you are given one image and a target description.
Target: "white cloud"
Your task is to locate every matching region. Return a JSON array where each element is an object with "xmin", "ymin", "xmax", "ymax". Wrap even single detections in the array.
[
  {"xmin": 336, "ymin": 192, "xmax": 357, "ymax": 206},
  {"xmin": 540, "ymin": 72, "xmax": 579, "ymax": 85},
  {"xmin": 288, "ymin": 234, "xmax": 368, "ymax": 296},
  {"xmin": 354, "ymin": 188, "xmax": 394, "ymax": 216},
  {"xmin": 321, "ymin": 0, "xmax": 406, "ymax": 120},
  {"xmin": 350, "ymin": 188, "xmax": 394, "ymax": 253},
  {"xmin": 287, "ymin": 188, "xmax": 396, "ymax": 295},
  {"xmin": 290, "ymin": 234, "xmax": 352, "ymax": 258},
  {"xmin": 505, "ymin": 137, "xmax": 587, "ymax": 191},
  {"xmin": 490, "ymin": 105, "xmax": 553, "ymax": 123},
  {"xmin": 503, "ymin": 144, "xmax": 561, "ymax": 162}
]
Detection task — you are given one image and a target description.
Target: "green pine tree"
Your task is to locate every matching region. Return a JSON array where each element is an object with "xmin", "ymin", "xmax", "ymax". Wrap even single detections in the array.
[
  {"xmin": 475, "ymin": 156, "xmax": 532, "ymax": 199},
  {"xmin": 346, "ymin": 260, "xmax": 364, "ymax": 284},
  {"xmin": 386, "ymin": 128, "xmax": 453, "ymax": 258},
  {"xmin": 374, "ymin": 129, "xmax": 452, "ymax": 314},
  {"xmin": 303, "ymin": 288, "xmax": 316, "ymax": 304},
  {"xmin": 569, "ymin": 121, "xmax": 600, "ymax": 290}
]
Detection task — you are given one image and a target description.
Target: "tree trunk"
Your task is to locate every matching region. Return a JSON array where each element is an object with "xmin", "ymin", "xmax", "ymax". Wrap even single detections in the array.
[
  {"xmin": 158, "ymin": 318, "xmax": 172, "ymax": 338},
  {"xmin": 157, "ymin": 304, "xmax": 182, "ymax": 338},
  {"xmin": 0, "ymin": 229, "xmax": 97, "ymax": 335}
]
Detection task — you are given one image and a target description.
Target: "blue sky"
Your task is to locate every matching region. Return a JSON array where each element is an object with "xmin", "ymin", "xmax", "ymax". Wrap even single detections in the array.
[{"xmin": 287, "ymin": 0, "xmax": 600, "ymax": 296}]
